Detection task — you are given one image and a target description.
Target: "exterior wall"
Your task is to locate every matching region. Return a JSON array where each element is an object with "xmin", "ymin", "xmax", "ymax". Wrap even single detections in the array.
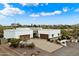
[
  {"xmin": 0, "ymin": 38, "xmax": 8, "ymax": 44},
  {"xmin": 4, "ymin": 29, "xmax": 16, "ymax": 39},
  {"xmin": 4, "ymin": 28, "xmax": 60, "ymax": 39},
  {"xmin": 38, "ymin": 29, "xmax": 50, "ymax": 38},
  {"xmin": 4, "ymin": 28, "xmax": 33, "ymax": 39},
  {"xmin": 15, "ymin": 30, "xmax": 33, "ymax": 39},
  {"xmin": 49, "ymin": 30, "xmax": 60, "ymax": 38},
  {"xmin": 16, "ymin": 28, "xmax": 30, "ymax": 30},
  {"xmin": 38, "ymin": 29, "xmax": 61, "ymax": 39}
]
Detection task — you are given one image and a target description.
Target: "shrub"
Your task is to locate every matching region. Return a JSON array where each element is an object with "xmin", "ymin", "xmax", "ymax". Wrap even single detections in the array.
[
  {"xmin": 58, "ymin": 37, "xmax": 62, "ymax": 41},
  {"xmin": 77, "ymin": 40, "xmax": 79, "ymax": 42},
  {"xmin": 31, "ymin": 53, "xmax": 37, "ymax": 56},
  {"xmin": 50, "ymin": 39, "xmax": 53, "ymax": 42},
  {"xmin": 36, "ymin": 51, "xmax": 40, "ymax": 53},
  {"xmin": 7, "ymin": 39, "xmax": 11, "ymax": 42},
  {"xmin": 47, "ymin": 39, "xmax": 50, "ymax": 41},
  {"xmin": 66, "ymin": 36, "xmax": 71, "ymax": 40},
  {"xmin": 9, "ymin": 38, "xmax": 20, "ymax": 48},
  {"xmin": 26, "ymin": 43, "xmax": 35, "ymax": 49},
  {"xmin": 56, "ymin": 40, "xmax": 60, "ymax": 44}
]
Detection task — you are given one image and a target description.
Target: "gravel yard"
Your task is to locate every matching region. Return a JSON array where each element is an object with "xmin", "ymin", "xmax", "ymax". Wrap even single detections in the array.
[
  {"xmin": 0, "ymin": 39, "xmax": 79, "ymax": 56},
  {"xmin": 0, "ymin": 44, "xmax": 49, "ymax": 56}
]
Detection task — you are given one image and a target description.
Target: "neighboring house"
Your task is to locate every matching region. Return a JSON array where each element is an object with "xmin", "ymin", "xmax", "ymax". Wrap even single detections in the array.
[
  {"xmin": 38, "ymin": 29, "xmax": 61, "ymax": 39},
  {"xmin": 4, "ymin": 28, "xmax": 33, "ymax": 40}
]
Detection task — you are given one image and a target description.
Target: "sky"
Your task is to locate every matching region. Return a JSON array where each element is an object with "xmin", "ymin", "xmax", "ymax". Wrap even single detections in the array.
[{"xmin": 0, "ymin": 3, "xmax": 79, "ymax": 25}]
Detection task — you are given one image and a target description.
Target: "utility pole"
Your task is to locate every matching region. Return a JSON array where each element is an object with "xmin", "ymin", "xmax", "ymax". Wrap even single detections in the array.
[
  {"xmin": 76, "ymin": 24, "xmax": 77, "ymax": 39},
  {"xmin": 14, "ymin": 16, "xmax": 16, "ymax": 29}
]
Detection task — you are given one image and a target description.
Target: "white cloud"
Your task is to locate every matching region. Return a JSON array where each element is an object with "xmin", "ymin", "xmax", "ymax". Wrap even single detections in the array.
[
  {"xmin": 40, "ymin": 11, "xmax": 62, "ymax": 16},
  {"xmin": 52, "ymin": 11, "xmax": 62, "ymax": 14},
  {"xmin": 75, "ymin": 8, "xmax": 79, "ymax": 12},
  {"xmin": 0, "ymin": 15, "xmax": 6, "ymax": 20},
  {"xmin": 40, "ymin": 3, "xmax": 48, "ymax": 6},
  {"xmin": 20, "ymin": 3, "xmax": 48, "ymax": 7},
  {"xmin": 0, "ymin": 3, "xmax": 25, "ymax": 16},
  {"xmin": 63, "ymin": 8, "xmax": 68, "ymax": 12},
  {"xmin": 32, "ymin": 3, "xmax": 39, "ymax": 6},
  {"xmin": 0, "ymin": 8, "xmax": 25, "ymax": 16},
  {"xmin": 20, "ymin": 3, "xmax": 39, "ymax": 6},
  {"xmin": 40, "ymin": 12, "xmax": 52, "ymax": 16},
  {"xmin": 29, "ymin": 13, "xmax": 40, "ymax": 17},
  {"xmin": 45, "ymin": 3, "xmax": 48, "ymax": 5},
  {"xmin": 3, "ymin": 3, "xmax": 10, "ymax": 8},
  {"xmin": 20, "ymin": 3, "xmax": 28, "ymax": 6},
  {"xmin": 29, "ymin": 10, "xmax": 62, "ymax": 17}
]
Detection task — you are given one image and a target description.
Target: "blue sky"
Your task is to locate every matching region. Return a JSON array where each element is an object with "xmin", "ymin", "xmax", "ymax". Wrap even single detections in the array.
[{"xmin": 0, "ymin": 3, "xmax": 79, "ymax": 25}]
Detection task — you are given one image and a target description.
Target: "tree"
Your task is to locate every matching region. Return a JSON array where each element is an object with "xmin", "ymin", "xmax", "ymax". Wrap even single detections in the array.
[
  {"xmin": 61, "ymin": 29, "xmax": 72, "ymax": 40},
  {"xmin": 72, "ymin": 29, "xmax": 79, "ymax": 39}
]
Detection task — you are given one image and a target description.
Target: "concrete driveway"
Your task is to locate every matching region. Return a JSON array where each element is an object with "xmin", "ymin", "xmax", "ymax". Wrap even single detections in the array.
[
  {"xmin": 49, "ymin": 42, "xmax": 79, "ymax": 56},
  {"xmin": 30, "ymin": 39, "xmax": 62, "ymax": 53}
]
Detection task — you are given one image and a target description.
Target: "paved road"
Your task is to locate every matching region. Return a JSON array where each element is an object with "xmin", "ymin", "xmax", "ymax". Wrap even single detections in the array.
[{"xmin": 49, "ymin": 42, "xmax": 79, "ymax": 56}]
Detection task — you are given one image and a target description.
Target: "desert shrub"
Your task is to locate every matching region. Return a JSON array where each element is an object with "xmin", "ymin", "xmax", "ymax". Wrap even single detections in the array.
[
  {"xmin": 50, "ymin": 39, "xmax": 53, "ymax": 42},
  {"xmin": 47, "ymin": 39, "xmax": 50, "ymax": 41},
  {"xmin": 19, "ymin": 41, "xmax": 25, "ymax": 48},
  {"xmin": 9, "ymin": 38, "xmax": 20, "ymax": 48},
  {"xmin": 7, "ymin": 39, "xmax": 11, "ymax": 42},
  {"xmin": 31, "ymin": 53, "xmax": 37, "ymax": 56},
  {"xmin": 58, "ymin": 37, "xmax": 62, "ymax": 41},
  {"xmin": 55, "ymin": 40, "xmax": 60, "ymax": 44},
  {"xmin": 36, "ymin": 51, "xmax": 40, "ymax": 54},
  {"xmin": 66, "ymin": 36, "xmax": 71, "ymax": 40},
  {"xmin": 26, "ymin": 43, "xmax": 35, "ymax": 49},
  {"xmin": 77, "ymin": 40, "xmax": 79, "ymax": 42}
]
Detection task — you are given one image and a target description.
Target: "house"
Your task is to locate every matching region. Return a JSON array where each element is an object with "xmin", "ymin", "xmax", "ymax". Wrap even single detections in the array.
[
  {"xmin": 4, "ymin": 27, "xmax": 61, "ymax": 40},
  {"xmin": 38, "ymin": 29, "xmax": 61, "ymax": 39},
  {"xmin": 4, "ymin": 28, "xmax": 33, "ymax": 40}
]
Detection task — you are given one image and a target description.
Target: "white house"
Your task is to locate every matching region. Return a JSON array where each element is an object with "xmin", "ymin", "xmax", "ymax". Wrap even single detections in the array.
[
  {"xmin": 38, "ymin": 29, "xmax": 61, "ymax": 39},
  {"xmin": 4, "ymin": 27, "xmax": 61, "ymax": 40},
  {"xmin": 4, "ymin": 28, "xmax": 33, "ymax": 40}
]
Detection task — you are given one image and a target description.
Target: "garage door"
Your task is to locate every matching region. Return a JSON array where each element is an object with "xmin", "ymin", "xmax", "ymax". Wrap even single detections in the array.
[
  {"xmin": 40, "ymin": 34, "xmax": 48, "ymax": 39},
  {"xmin": 20, "ymin": 35, "xmax": 30, "ymax": 40}
]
